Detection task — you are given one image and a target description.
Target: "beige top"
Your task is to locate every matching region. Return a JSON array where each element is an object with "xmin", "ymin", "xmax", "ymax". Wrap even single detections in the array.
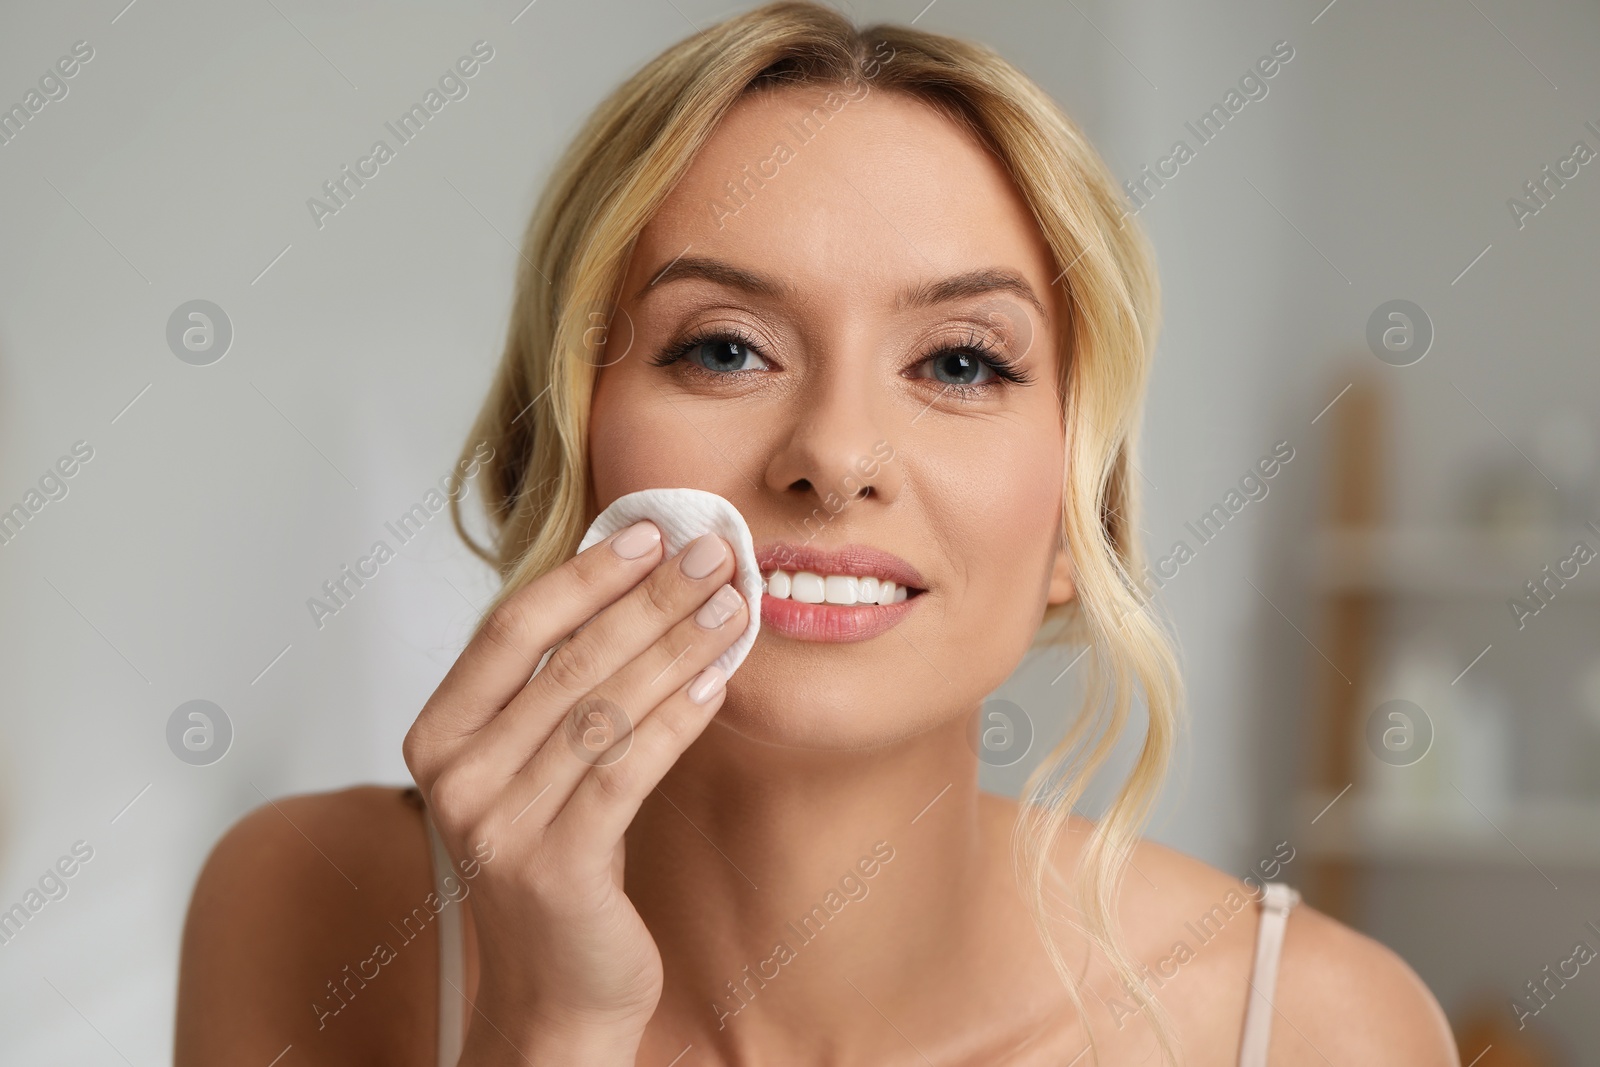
[{"xmin": 424, "ymin": 809, "xmax": 1299, "ymax": 1065}]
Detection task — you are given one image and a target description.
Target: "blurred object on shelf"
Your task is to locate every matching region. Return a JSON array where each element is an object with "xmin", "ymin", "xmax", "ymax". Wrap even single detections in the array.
[
  {"xmin": 1452, "ymin": 678, "xmax": 1512, "ymax": 815},
  {"xmin": 1359, "ymin": 634, "xmax": 1454, "ymax": 808},
  {"xmin": 1359, "ymin": 632, "xmax": 1512, "ymax": 819},
  {"xmin": 1464, "ymin": 454, "xmax": 1564, "ymax": 537},
  {"xmin": 1461, "ymin": 408, "xmax": 1595, "ymax": 539}
]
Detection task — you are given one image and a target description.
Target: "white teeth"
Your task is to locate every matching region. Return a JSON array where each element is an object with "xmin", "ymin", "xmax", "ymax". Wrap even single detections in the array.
[
  {"xmin": 823, "ymin": 575, "xmax": 858, "ymax": 605},
  {"xmin": 765, "ymin": 569, "xmax": 912, "ymax": 605},
  {"xmin": 790, "ymin": 571, "xmax": 825, "ymax": 604}
]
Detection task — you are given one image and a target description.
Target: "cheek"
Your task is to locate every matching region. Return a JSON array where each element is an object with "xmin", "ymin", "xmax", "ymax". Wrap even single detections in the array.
[
  {"xmin": 587, "ymin": 369, "xmax": 706, "ymax": 508},
  {"xmin": 924, "ymin": 417, "xmax": 1063, "ymax": 628},
  {"xmin": 986, "ymin": 459, "xmax": 1063, "ymax": 619}
]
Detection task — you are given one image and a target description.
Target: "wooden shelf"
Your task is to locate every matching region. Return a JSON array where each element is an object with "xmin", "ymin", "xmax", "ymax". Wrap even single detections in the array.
[
  {"xmin": 1307, "ymin": 524, "xmax": 1600, "ymax": 597},
  {"xmin": 1297, "ymin": 790, "xmax": 1600, "ymax": 868}
]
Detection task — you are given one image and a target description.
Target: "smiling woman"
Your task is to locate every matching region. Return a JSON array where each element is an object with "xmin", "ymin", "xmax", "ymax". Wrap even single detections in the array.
[{"xmin": 175, "ymin": 3, "xmax": 1458, "ymax": 1066}]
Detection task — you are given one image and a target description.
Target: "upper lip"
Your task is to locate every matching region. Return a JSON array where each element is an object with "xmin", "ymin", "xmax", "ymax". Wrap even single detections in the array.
[{"xmin": 754, "ymin": 541, "xmax": 927, "ymax": 591}]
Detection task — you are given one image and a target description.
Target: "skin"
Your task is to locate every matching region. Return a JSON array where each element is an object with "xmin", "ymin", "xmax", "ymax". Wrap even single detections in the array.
[{"xmin": 175, "ymin": 87, "xmax": 1460, "ymax": 1065}]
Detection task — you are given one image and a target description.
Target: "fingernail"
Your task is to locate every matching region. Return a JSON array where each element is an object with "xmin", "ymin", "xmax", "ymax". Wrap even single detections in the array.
[
  {"xmin": 680, "ymin": 534, "xmax": 728, "ymax": 579},
  {"xmin": 688, "ymin": 665, "xmax": 727, "ymax": 704},
  {"xmin": 612, "ymin": 521, "xmax": 661, "ymax": 559},
  {"xmin": 695, "ymin": 584, "xmax": 744, "ymax": 629}
]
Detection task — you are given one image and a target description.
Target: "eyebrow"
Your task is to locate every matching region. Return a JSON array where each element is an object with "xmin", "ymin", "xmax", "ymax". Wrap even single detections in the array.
[{"xmin": 634, "ymin": 255, "xmax": 1050, "ymax": 322}]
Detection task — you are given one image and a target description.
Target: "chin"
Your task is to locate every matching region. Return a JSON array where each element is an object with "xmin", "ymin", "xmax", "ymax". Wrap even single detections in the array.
[{"xmin": 705, "ymin": 640, "xmax": 954, "ymax": 752}]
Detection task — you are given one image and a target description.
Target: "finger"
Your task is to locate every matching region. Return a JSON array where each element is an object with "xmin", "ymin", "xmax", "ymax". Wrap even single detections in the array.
[
  {"xmin": 550, "ymin": 667, "xmax": 729, "ymax": 855},
  {"xmin": 406, "ymin": 520, "xmax": 664, "ymax": 775},
  {"xmin": 464, "ymin": 533, "xmax": 739, "ymax": 779},
  {"xmin": 492, "ymin": 580, "xmax": 747, "ymax": 833}
]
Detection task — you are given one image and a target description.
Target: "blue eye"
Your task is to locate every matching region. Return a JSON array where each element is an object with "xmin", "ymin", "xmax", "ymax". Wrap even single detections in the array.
[
  {"xmin": 924, "ymin": 348, "xmax": 1000, "ymax": 387},
  {"xmin": 649, "ymin": 331, "xmax": 771, "ymax": 373}
]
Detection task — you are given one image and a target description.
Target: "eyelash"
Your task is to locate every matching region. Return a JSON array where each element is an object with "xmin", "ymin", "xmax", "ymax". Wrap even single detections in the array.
[{"xmin": 646, "ymin": 324, "xmax": 1035, "ymax": 398}]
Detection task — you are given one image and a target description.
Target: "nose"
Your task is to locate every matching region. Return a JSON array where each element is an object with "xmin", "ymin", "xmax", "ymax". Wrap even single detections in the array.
[{"xmin": 760, "ymin": 364, "xmax": 901, "ymax": 510}]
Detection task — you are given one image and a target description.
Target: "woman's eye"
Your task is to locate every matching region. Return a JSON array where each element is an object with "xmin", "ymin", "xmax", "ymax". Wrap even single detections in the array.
[
  {"xmin": 684, "ymin": 337, "xmax": 769, "ymax": 373},
  {"xmin": 921, "ymin": 349, "xmax": 998, "ymax": 387}
]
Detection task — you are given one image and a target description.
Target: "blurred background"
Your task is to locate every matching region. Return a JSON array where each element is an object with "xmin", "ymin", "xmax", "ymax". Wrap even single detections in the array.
[{"xmin": 1, "ymin": 0, "xmax": 1596, "ymax": 1062}]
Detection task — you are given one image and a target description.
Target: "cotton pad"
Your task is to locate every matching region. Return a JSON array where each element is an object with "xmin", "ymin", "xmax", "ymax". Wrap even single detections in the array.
[{"xmin": 532, "ymin": 488, "xmax": 762, "ymax": 681}]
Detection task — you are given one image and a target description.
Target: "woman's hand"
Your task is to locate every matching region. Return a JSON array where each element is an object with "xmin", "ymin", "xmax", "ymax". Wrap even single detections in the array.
[{"xmin": 402, "ymin": 520, "xmax": 748, "ymax": 1059}]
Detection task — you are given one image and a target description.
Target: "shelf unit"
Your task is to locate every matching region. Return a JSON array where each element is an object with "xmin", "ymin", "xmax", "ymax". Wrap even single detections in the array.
[
  {"xmin": 1294, "ymin": 375, "xmax": 1600, "ymax": 924},
  {"xmin": 1308, "ymin": 524, "xmax": 1600, "ymax": 598},
  {"xmin": 1297, "ymin": 790, "xmax": 1600, "ymax": 869}
]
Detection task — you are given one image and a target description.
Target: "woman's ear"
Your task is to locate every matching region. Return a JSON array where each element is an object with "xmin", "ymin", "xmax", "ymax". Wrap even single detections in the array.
[{"xmin": 1047, "ymin": 536, "xmax": 1076, "ymax": 605}]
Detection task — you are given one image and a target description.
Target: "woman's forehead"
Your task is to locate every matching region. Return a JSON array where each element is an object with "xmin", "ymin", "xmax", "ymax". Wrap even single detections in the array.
[{"xmin": 628, "ymin": 86, "xmax": 1060, "ymax": 318}]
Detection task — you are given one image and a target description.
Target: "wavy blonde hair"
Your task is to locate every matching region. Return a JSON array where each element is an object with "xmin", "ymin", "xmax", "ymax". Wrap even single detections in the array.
[{"xmin": 450, "ymin": 2, "xmax": 1183, "ymax": 1060}]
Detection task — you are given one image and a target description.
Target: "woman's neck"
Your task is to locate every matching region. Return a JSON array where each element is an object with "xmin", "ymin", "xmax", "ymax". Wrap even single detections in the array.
[{"xmin": 624, "ymin": 712, "xmax": 994, "ymax": 1059}]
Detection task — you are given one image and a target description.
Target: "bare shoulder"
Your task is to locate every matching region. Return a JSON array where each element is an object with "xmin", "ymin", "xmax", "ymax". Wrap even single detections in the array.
[
  {"xmin": 1118, "ymin": 833, "xmax": 1457, "ymax": 1066},
  {"xmin": 1267, "ymin": 898, "xmax": 1459, "ymax": 1065},
  {"xmin": 984, "ymin": 800, "xmax": 1459, "ymax": 1067},
  {"xmin": 175, "ymin": 784, "xmax": 436, "ymax": 1067}
]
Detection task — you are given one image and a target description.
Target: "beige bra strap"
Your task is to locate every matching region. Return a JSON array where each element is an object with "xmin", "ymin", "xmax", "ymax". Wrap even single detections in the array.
[
  {"xmin": 1238, "ymin": 881, "xmax": 1300, "ymax": 1067},
  {"xmin": 424, "ymin": 808, "xmax": 467, "ymax": 1067}
]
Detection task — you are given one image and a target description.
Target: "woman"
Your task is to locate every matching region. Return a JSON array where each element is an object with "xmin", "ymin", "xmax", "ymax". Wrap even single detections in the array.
[{"xmin": 176, "ymin": 3, "xmax": 1458, "ymax": 1063}]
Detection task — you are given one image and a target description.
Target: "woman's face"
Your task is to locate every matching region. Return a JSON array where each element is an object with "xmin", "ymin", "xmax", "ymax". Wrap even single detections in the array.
[{"xmin": 589, "ymin": 85, "xmax": 1075, "ymax": 750}]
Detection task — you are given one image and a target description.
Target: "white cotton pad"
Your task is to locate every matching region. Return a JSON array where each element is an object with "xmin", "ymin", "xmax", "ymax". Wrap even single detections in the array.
[{"xmin": 572, "ymin": 487, "xmax": 763, "ymax": 679}]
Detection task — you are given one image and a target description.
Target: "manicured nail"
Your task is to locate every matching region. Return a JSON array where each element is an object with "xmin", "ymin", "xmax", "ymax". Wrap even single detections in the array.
[
  {"xmin": 695, "ymin": 584, "xmax": 744, "ymax": 629},
  {"xmin": 688, "ymin": 665, "xmax": 727, "ymax": 704},
  {"xmin": 680, "ymin": 534, "xmax": 728, "ymax": 579},
  {"xmin": 612, "ymin": 521, "xmax": 661, "ymax": 559}
]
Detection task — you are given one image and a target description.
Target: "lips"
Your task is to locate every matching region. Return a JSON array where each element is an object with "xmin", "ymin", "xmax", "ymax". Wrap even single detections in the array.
[{"xmin": 753, "ymin": 541, "xmax": 926, "ymax": 643}]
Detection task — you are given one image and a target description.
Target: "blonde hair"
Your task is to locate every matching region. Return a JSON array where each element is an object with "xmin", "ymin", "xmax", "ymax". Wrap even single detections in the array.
[{"xmin": 451, "ymin": 2, "xmax": 1182, "ymax": 1060}]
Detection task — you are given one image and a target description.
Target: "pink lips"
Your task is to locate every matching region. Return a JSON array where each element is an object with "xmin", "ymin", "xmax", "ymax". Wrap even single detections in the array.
[{"xmin": 753, "ymin": 541, "xmax": 926, "ymax": 643}]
